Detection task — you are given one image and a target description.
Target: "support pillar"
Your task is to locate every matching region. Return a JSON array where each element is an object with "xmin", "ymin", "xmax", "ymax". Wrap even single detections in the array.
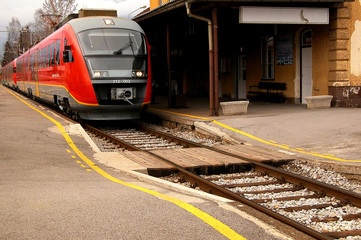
[
  {"xmin": 213, "ymin": 8, "xmax": 219, "ymax": 116},
  {"xmin": 167, "ymin": 24, "xmax": 172, "ymax": 108}
]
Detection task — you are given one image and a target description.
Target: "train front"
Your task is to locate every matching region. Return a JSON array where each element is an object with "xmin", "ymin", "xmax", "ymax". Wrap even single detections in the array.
[{"xmin": 71, "ymin": 17, "xmax": 151, "ymax": 120}]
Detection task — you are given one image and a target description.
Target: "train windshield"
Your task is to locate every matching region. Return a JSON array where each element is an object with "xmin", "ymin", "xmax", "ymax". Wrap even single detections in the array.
[
  {"xmin": 78, "ymin": 29, "xmax": 147, "ymax": 56},
  {"xmin": 78, "ymin": 28, "xmax": 148, "ymax": 79}
]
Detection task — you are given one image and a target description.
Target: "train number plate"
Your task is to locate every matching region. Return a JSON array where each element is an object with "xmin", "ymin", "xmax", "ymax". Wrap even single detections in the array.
[{"xmin": 113, "ymin": 79, "xmax": 131, "ymax": 83}]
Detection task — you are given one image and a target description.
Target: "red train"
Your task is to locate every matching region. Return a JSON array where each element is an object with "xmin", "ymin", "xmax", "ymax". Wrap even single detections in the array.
[{"xmin": 1, "ymin": 16, "xmax": 151, "ymax": 120}]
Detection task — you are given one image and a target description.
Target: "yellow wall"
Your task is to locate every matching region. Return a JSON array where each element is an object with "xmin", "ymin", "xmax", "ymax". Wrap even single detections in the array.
[
  {"xmin": 349, "ymin": 0, "xmax": 361, "ymax": 86},
  {"xmin": 246, "ymin": 48, "xmax": 262, "ymax": 92},
  {"xmin": 274, "ymin": 44, "xmax": 296, "ymax": 98},
  {"xmin": 241, "ymin": 24, "xmax": 330, "ymax": 100},
  {"xmin": 312, "ymin": 25, "xmax": 330, "ymax": 95},
  {"xmin": 150, "ymin": 0, "xmax": 172, "ymax": 10},
  {"xmin": 245, "ymin": 26, "xmax": 298, "ymax": 100}
]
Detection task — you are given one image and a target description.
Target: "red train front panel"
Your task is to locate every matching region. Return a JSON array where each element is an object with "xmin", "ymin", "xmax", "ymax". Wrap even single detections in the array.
[{"xmin": 67, "ymin": 17, "xmax": 151, "ymax": 120}]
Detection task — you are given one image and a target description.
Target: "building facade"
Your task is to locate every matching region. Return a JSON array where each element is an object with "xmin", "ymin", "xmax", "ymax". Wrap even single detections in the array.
[{"xmin": 136, "ymin": 0, "xmax": 361, "ymax": 115}]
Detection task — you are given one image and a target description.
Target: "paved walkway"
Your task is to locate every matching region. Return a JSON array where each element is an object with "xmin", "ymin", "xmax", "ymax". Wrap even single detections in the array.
[{"xmin": 149, "ymin": 98, "xmax": 361, "ymax": 171}]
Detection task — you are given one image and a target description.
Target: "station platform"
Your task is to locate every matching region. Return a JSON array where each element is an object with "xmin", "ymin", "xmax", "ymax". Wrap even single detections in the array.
[
  {"xmin": 147, "ymin": 96, "xmax": 361, "ymax": 176},
  {"xmin": 2, "ymin": 85, "xmax": 361, "ymax": 239},
  {"xmin": 1, "ymin": 86, "xmax": 297, "ymax": 239}
]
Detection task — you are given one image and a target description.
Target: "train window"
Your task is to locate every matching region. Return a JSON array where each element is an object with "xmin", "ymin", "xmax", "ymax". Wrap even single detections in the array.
[
  {"xmin": 16, "ymin": 60, "xmax": 20, "ymax": 73},
  {"xmin": 51, "ymin": 42, "xmax": 55, "ymax": 66},
  {"xmin": 38, "ymin": 50, "xmax": 41, "ymax": 69},
  {"xmin": 39, "ymin": 49, "xmax": 42, "ymax": 69},
  {"xmin": 78, "ymin": 29, "xmax": 147, "ymax": 56},
  {"xmin": 41, "ymin": 48, "xmax": 45, "ymax": 68},
  {"xmin": 43, "ymin": 48, "xmax": 46, "ymax": 68},
  {"xmin": 63, "ymin": 38, "xmax": 74, "ymax": 63},
  {"xmin": 48, "ymin": 45, "xmax": 51, "ymax": 67},
  {"xmin": 40, "ymin": 48, "xmax": 42, "ymax": 68},
  {"xmin": 43, "ymin": 48, "xmax": 45, "ymax": 68},
  {"xmin": 56, "ymin": 40, "xmax": 60, "ymax": 65},
  {"xmin": 30, "ymin": 54, "xmax": 35, "ymax": 81},
  {"xmin": 24, "ymin": 57, "xmax": 27, "ymax": 75}
]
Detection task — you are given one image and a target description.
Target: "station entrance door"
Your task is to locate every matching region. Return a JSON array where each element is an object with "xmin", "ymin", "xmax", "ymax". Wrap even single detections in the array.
[
  {"xmin": 301, "ymin": 30, "xmax": 313, "ymax": 103},
  {"xmin": 238, "ymin": 55, "xmax": 247, "ymax": 99}
]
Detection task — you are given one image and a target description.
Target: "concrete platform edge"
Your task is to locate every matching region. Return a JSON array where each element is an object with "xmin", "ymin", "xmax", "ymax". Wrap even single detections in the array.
[
  {"xmin": 117, "ymin": 168, "xmax": 293, "ymax": 240},
  {"xmin": 147, "ymin": 109, "xmax": 243, "ymax": 144},
  {"xmin": 73, "ymin": 122, "xmax": 292, "ymax": 240}
]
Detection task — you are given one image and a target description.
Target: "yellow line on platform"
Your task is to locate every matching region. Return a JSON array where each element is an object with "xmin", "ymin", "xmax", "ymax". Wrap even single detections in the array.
[
  {"xmin": 3, "ymin": 86, "xmax": 246, "ymax": 240},
  {"xmin": 150, "ymin": 107, "xmax": 361, "ymax": 163}
]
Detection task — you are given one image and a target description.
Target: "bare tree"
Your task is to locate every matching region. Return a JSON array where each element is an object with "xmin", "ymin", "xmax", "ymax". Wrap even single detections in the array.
[
  {"xmin": 1, "ymin": 0, "xmax": 77, "ymax": 62},
  {"xmin": 1, "ymin": 18, "xmax": 22, "ymax": 63},
  {"xmin": 32, "ymin": 0, "xmax": 77, "ymax": 40},
  {"xmin": 2, "ymin": 41, "xmax": 15, "ymax": 65}
]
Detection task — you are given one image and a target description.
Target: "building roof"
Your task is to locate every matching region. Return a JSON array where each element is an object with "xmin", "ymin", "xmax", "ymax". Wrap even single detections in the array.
[{"xmin": 134, "ymin": 0, "xmax": 353, "ymax": 22}]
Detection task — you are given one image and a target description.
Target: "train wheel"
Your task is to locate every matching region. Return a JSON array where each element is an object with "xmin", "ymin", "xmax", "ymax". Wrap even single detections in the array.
[
  {"xmin": 56, "ymin": 97, "xmax": 79, "ymax": 121},
  {"xmin": 27, "ymin": 88, "xmax": 35, "ymax": 100},
  {"xmin": 71, "ymin": 111, "xmax": 80, "ymax": 121}
]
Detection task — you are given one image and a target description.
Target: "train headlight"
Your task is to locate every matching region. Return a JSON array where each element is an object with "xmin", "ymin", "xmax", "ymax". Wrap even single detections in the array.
[
  {"xmin": 132, "ymin": 71, "xmax": 144, "ymax": 78},
  {"xmin": 93, "ymin": 71, "xmax": 108, "ymax": 78},
  {"xmin": 94, "ymin": 71, "xmax": 101, "ymax": 78},
  {"xmin": 103, "ymin": 19, "xmax": 115, "ymax": 25}
]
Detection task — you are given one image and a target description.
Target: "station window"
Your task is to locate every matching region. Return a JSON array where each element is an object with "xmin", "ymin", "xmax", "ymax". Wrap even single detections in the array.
[
  {"xmin": 261, "ymin": 36, "xmax": 275, "ymax": 80},
  {"xmin": 302, "ymin": 30, "xmax": 312, "ymax": 47}
]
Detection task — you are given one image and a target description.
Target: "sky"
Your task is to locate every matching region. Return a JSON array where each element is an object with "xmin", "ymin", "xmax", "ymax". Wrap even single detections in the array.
[{"xmin": 0, "ymin": 0, "xmax": 149, "ymax": 58}]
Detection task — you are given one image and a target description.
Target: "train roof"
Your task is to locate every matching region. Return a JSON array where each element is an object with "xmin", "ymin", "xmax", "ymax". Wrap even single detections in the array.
[{"xmin": 67, "ymin": 16, "xmax": 145, "ymax": 34}]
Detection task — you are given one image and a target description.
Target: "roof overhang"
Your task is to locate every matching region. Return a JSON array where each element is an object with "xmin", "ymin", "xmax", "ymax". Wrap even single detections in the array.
[{"xmin": 134, "ymin": 0, "xmax": 354, "ymax": 22}]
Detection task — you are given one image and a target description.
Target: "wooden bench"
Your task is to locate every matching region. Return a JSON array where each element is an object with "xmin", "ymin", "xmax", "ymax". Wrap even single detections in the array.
[{"xmin": 247, "ymin": 81, "xmax": 286, "ymax": 103}]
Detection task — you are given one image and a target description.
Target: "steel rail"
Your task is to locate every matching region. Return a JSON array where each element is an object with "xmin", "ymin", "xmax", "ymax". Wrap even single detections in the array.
[
  {"xmin": 84, "ymin": 124, "xmax": 142, "ymax": 151},
  {"xmin": 83, "ymin": 124, "xmax": 361, "ymax": 239},
  {"xmin": 137, "ymin": 124, "xmax": 201, "ymax": 148},
  {"xmin": 138, "ymin": 125, "xmax": 361, "ymax": 208}
]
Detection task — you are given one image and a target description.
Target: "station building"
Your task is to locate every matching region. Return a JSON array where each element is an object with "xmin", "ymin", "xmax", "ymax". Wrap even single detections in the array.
[{"xmin": 135, "ymin": 0, "xmax": 361, "ymax": 115}]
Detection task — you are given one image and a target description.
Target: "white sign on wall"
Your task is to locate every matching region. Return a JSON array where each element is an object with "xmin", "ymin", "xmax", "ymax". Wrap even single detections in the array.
[{"xmin": 239, "ymin": 6, "xmax": 329, "ymax": 24}]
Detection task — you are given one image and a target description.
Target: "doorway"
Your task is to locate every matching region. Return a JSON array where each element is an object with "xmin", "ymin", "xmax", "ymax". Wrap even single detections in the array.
[
  {"xmin": 300, "ymin": 30, "xmax": 312, "ymax": 103},
  {"xmin": 237, "ymin": 55, "xmax": 247, "ymax": 99}
]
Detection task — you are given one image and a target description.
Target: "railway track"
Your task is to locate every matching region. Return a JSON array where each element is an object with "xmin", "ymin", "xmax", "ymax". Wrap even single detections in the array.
[
  {"xmin": 85, "ymin": 123, "xmax": 361, "ymax": 240},
  {"xmin": 5, "ymin": 85, "xmax": 361, "ymax": 239},
  {"xmin": 85, "ymin": 123, "xmax": 203, "ymax": 151}
]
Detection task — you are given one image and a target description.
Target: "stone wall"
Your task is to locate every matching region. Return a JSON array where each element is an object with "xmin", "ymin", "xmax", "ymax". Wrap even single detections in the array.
[{"xmin": 329, "ymin": 3, "xmax": 361, "ymax": 107}]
